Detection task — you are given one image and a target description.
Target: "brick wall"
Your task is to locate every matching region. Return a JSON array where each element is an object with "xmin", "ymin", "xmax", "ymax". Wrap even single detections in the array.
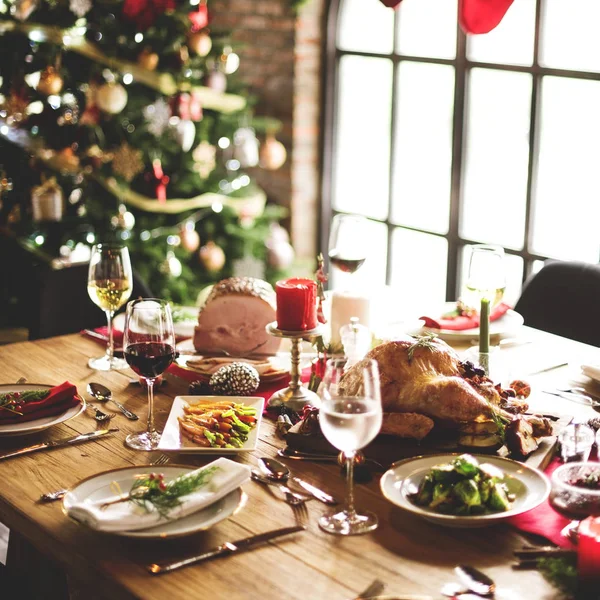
[{"xmin": 210, "ymin": 0, "xmax": 324, "ymax": 261}]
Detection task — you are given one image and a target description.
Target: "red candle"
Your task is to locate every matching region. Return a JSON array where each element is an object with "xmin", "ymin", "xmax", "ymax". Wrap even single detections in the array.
[
  {"xmin": 275, "ymin": 278, "xmax": 318, "ymax": 331},
  {"xmin": 578, "ymin": 516, "xmax": 600, "ymax": 592}
]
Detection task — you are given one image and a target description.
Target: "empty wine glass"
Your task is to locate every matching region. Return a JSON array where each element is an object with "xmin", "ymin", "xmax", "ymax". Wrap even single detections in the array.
[
  {"xmin": 87, "ymin": 243, "xmax": 133, "ymax": 371},
  {"xmin": 318, "ymin": 357, "xmax": 382, "ymax": 535},
  {"xmin": 328, "ymin": 213, "xmax": 369, "ymax": 283},
  {"xmin": 462, "ymin": 244, "xmax": 506, "ymax": 311},
  {"xmin": 123, "ymin": 299, "xmax": 176, "ymax": 451}
]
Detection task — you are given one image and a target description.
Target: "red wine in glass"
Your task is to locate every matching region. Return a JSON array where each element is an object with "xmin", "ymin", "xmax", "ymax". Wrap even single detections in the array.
[
  {"xmin": 328, "ymin": 250, "xmax": 366, "ymax": 274},
  {"xmin": 125, "ymin": 342, "xmax": 175, "ymax": 379}
]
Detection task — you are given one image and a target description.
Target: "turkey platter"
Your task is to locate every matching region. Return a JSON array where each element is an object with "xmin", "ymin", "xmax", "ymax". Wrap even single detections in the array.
[{"xmin": 338, "ymin": 335, "xmax": 552, "ymax": 457}]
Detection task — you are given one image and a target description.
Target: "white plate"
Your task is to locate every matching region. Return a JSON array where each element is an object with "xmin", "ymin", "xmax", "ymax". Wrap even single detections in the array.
[
  {"xmin": 158, "ymin": 395, "xmax": 264, "ymax": 454},
  {"xmin": 0, "ymin": 384, "xmax": 85, "ymax": 437},
  {"xmin": 422, "ymin": 302, "xmax": 524, "ymax": 342},
  {"xmin": 63, "ymin": 465, "xmax": 245, "ymax": 538},
  {"xmin": 380, "ymin": 453, "xmax": 550, "ymax": 528}
]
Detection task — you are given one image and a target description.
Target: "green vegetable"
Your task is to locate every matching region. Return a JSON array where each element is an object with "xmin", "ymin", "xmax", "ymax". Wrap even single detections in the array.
[
  {"xmin": 488, "ymin": 482, "xmax": 511, "ymax": 512},
  {"xmin": 430, "ymin": 483, "xmax": 452, "ymax": 508},
  {"xmin": 415, "ymin": 474, "xmax": 434, "ymax": 505},
  {"xmin": 453, "ymin": 479, "xmax": 482, "ymax": 508},
  {"xmin": 452, "ymin": 454, "xmax": 480, "ymax": 478},
  {"xmin": 430, "ymin": 464, "xmax": 460, "ymax": 484}
]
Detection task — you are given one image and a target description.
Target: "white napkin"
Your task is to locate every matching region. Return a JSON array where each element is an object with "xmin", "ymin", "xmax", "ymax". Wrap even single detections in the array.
[
  {"xmin": 67, "ymin": 457, "xmax": 250, "ymax": 532},
  {"xmin": 581, "ymin": 364, "xmax": 600, "ymax": 383}
]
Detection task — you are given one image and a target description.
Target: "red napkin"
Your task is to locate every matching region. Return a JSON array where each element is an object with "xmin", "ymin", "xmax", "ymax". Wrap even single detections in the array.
[
  {"xmin": 0, "ymin": 382, "xmax": 80, "ymax": 424},
  {"xmin": 508, "ymin": 457, "xmax": 577, "ymax": 550},
  {"xmin": 459, "ymin": 0, "xmax": 515, "ymax": 34},
  {"xmin": 420, "ymin": 302, "xmax": 511, "ymax": 331}
]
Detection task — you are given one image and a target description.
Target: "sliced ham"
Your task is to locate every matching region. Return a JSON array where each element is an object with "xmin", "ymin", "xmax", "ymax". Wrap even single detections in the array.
[{"xmin": 193, "ymin": 277, "xmax": 281, "ymax": 356}]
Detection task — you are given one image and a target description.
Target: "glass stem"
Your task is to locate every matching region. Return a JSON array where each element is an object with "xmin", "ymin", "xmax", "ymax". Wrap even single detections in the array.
[
  {"xmin": 105, "ymin": 310, "xmax": 115, "ymax": 362},
  {"xmin": 146, "ymin": 378, "xmax": 156, "ymax": 437},
  {"xmin": 345, "ymin": 451, "xmax": 357, "ymax": 520}
]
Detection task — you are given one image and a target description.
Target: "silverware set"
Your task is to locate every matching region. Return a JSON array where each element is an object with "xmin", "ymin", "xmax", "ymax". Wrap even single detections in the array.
[
  {"xmin": 441, "ymin": 565, "xmax": 496, "ymax": 598},
  {"xmin": 544, "ymin": 386, "xmax": 600, "ymax": 408}
]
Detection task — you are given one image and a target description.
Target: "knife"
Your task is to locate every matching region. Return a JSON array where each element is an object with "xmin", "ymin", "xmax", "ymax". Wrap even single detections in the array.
[
  {"xmin": 291, "ymin": 476, "xmax": 338, "ymax": 505},
  {"xmin": 147, "ymin": 525, "xmax": 305, "ymax": 574},
  {"xmin": 0, "ymin": 428, "xmax": 119, "ymax": 461}
]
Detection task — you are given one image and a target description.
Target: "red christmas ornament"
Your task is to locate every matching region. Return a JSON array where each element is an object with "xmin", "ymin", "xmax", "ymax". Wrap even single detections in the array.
[
  {"xmin": 146, "ymin": 157, "xmax": 170, "ymax": 203},
  {"xmin": 189, "ymin": 3, "xmax": 209, "ymax": 32},
  {"xmin": 122, "ymin": 0, "xmax": 177, "ymax": 31},
  {"xmin": 459, "ymin": 0, "xmax": 514, "ymax": 34},
  {"xmin": 172, "ymin": 92, "xmax": 203, "ymax": 122}
]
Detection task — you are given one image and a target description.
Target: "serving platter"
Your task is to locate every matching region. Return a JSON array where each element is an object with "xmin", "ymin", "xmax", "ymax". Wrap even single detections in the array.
[
  {"xmin": 0, "ymin": 384, "xmax": 85, "ymax": 437},
  {"xmin": 380, "ymin": 453, "xmax": 550, "ymax": 528}
]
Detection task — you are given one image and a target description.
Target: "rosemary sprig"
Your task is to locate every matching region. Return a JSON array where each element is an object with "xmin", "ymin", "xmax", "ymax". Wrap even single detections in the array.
[
  {"xmin": 0, "ymin": 390, "xmax": 49, "ymax": 415},
  {"xmin": 109, "ymin": 466, "xmax": 219, "ymax": 519},
  {"xmin": 537, "ymin": 556, "xmax": 577, "ymax": 597},
  {"xmin": 407, "ymin": 333, "xmax": 438, "ymax": 363}
]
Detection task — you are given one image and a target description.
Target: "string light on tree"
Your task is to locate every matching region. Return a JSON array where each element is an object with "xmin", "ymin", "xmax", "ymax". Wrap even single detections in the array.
[{"xmin": 159, "ymin": 250, "xmax": 183, "ymax": 278}]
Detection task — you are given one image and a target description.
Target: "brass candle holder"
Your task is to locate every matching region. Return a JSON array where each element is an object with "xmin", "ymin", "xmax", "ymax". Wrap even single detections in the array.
[{"xmin": 266, "ymin": 321, "xmax": 322, "ymax": 411}]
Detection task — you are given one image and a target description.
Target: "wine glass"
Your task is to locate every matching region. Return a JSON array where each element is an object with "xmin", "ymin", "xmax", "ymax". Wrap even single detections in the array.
[
  {"xmin": 123, "ymin": 299, "xmax": 176, "ymax": 451},
  {"xmin": 462, "ymin": 244, "xmax": 506, "ymax": 311},
  {"xmin": 318, "ymin": 357, "xmax": 382, "ymax": 535},
  {"xmin": 328, "ymin": 214, "xmax": 369, "ymax": 283},
  {"xmin": 87, "ymin": 243, "xmax": 133, "ymax": 371}
]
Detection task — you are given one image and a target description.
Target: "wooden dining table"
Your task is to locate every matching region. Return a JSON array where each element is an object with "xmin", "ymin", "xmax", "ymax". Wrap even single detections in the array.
[{"xmin": 0, "ymin": 328, "xmax": 598, "ymax": 600}]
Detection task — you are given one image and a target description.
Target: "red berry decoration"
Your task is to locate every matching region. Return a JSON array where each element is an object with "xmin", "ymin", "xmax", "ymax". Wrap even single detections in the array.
[{"xmin": 509, "ymin": 379, "xmax": 531, "ymax": 399}]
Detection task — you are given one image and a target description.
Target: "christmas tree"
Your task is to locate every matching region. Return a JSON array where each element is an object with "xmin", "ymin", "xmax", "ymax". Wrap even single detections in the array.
[{"xmin": 0, "ymin": 0, "xmax": 294, "ymax": 305}]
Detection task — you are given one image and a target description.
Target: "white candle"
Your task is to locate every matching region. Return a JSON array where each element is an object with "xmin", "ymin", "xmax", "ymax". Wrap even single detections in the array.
[{"xmin": 330, "ymin": 290, "xmax": 371, "ymax": 345}]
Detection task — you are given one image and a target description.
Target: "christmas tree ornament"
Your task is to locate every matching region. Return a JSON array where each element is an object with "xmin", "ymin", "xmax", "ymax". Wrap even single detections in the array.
[
  {"xmin": 122, "ymin": 0, "xmax": 176, "ymax": 30},
  {"xmin": 189, "ymin": 2, "xmax": 209, "ymax": 31},
  {"xmin": 31, "ymin": 177, "xmax": 64, "ymax": 222},
  {"xmin": 138, "ymin": 48, "xmax": 159, "ymax": 71},
  {"xmin": 52, "ymin": 147, "xmax": 80, "ymax": 172},
  {"xmin": 111, "ymin": 204, "xmax": 136, "ymax": 231},
  {"xmin": 259, "ymin": 133, "xmax": 287, "ymax": 170},
  {"xmin": 11, "ymin": 0, "xmax": 39, "ymax": 21},
  {"xmin": 192, "ymin": 141, "xmax": 216, "ymax": 178},
  {"xmin": 178, "ymin": 44, "xmax": 190, "ymax": 65},
  {"xmin": 56, "ymin": 94, "xmax": 79, "ymax": 126},
  {"xmin": 146, "ymin": 157, "xmax": 170, "ymax": 202},
  {"xmin": 173, "ymin": 92, "xmax": 203, "ymax": 122},
  {"xmin": 233, "ymin": 127, "xmax": 259, "ymax": 168},
  {"xmin": 143, "ymin": 98, "xmax": 171, "ymax": 137},
  {"xmin": 111, "ymin": 143, "xmax": 144, "ymax": 182},
  {"xmin": 222, "ymin": 48, "xmax": 240, "ymax": 75},
  {"xmin": 2, "ymin": 93, "xmax": 28, "ymax": 125},
  {"xmin": 179, "ymin": 222, "xmax": 201, "ymax": 252},
  {"xmin": 159, "ymin": 250, "xmax": 183, "ymax": 278},
  {"xmin": 96, "ymin": 82, "xmax": 128, "ymax": 114},
  {"xmin": 209, "ymin": 362, "xmax": 260, "ymax": 396},
  {"xmin": 205, "ymin": 69, "xmax": 227, "ymax": 93},
  {"xmin": 266, "ymin": 239, "xmax": 295, "ymax": 270},
  {"xmin": 188, "ymin": 31, "xmax": 212, "ymax": 57},
  {"xmin": 199, "ymin": 240, "xmax": 225, "ymax": 272},
  {"xmin": 69, "ymin": 0, "xmax": 92, "ymax": 18},
  {"xmin": 174, "ymin": 118, "xmax": 196, "ymax": 152},
  {"xmin": 37, "ymin": 67, "xmax": 64, "ymax": 96}
]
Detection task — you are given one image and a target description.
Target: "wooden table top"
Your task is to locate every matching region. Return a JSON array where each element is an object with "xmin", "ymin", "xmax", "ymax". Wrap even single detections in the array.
[{"xmin": 0, "ymin": 329, "xmax": 599, "ymax": 600}]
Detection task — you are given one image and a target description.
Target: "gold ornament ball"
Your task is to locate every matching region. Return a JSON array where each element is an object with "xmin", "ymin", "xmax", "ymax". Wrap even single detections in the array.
[
  {"xmin": 138, "ymin": 49, "xmax": 159, "ymax": 71},
  {"xmin": 37, "ymin": 67, "xmax": 64, "ymax": 96},
  {"xmin": 96, "ymin": 83, "xmax": 128, "ymax": 114},
  {"xmin": 199, "ymin": 241, "xmax": 225, "ymax": 272},
  {"xmin": 180, "ymin": 226, "xmax": 200, "ymax": 253},
  {"xmin": 260, "ymin": 134, "xmax": 287, "ymax": 170},
  {"xmin": 188, "ymin": 31, "xmax": 212, "ymax": 57}
]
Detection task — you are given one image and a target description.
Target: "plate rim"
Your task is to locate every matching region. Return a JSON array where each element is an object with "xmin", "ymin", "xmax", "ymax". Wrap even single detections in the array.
[
  {"xmin": 157, "ymin": 395, "xmax": 265, "ymax": 454},
  {"xmin": 0, "ymin": 383, "xmax": 86, "ymax": 435},
  {"xmin": 380, "ymin": 452, "xmax": 550, "ymax": 524},
  {"xmin": 62, "ymin": 463, "xmax": 246, "ymax": 538}
]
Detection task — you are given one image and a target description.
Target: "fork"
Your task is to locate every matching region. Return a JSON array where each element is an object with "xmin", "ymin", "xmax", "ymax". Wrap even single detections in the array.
[
  {"xmin": 151, "ymin": 453, "xmax": 170, "ymax": 467},
  {"xmin": 290, "ymin": 499, "xmax": 309, "ymax": 526},
  {"xmin": 251, "ymin": 470, "xmax": 311, "ymax": 505}
]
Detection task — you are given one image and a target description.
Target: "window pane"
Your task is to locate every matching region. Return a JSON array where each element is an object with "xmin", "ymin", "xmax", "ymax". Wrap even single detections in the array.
[
  {"xmin": 540, "ymin": 0, "xmax": 600, "ymax": 73},
  {"xmin": 389, "ymin": 228, "xmax": 447, "ymax": 313},
  {"xmin": 391, "ymin": 62, "xmax": 454, "ymax": 233},
  {"xmin": 531, "ymin": 77, "xmax": 600, "ymax": 261},
  {"xmin": 337, "ymin": 0, "xmax": 394, "ymax": 55},
  {"xmin": 461, "ymin": 68, "xmax": 531, "ymax": 249},
  {"xmin": 467, "ymin": 0, "xmax": 535, "ymax": 66},
  {"xmin": 397, "ymin": 0, "xmax": 457, "ymax": 59},
  {"xmin": 333, "ymin": 56, "xmax": 392, "ymax": 220},
  {"xmin": 330, "ymin": 219, "xmax": 388, "ymax": 290}
]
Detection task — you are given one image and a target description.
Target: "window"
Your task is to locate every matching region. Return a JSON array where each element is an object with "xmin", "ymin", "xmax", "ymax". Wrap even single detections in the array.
[{"xmin": 322, "ymin": 0, "xmax": 600, "ymax": 313}]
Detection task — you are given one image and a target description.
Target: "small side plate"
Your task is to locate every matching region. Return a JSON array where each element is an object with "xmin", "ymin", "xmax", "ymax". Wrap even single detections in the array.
[{"xmin": 158, "ymin": 395, "xmax": 264, "ymax": 454}]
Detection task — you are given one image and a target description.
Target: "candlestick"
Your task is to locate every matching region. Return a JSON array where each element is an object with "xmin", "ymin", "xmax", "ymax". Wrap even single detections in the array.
[
  {"xmin": 265, "ymin": 322, "xmax": 322, "ymax": 411},
  {"xmin": 478, "ymin": 297, "xmax": 490, "ymax": 375},
  {"xmin": 330, "ymin": 290, "xmax": 371, "ymax": 345},
  {"xmin": 275, "ymin": 278, "xmax": 317, "ymax": 332},
  {"xmin": 578, "ymin": 516, "xmax": 600, "ymax": 597}
]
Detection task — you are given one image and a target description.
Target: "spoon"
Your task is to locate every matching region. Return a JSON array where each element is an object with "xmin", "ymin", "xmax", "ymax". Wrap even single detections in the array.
[
  {"xmin": 557, "ymin": 387, "xmax": 600, "ymax": 401},
  {"xmin": 86, "ymin": 403, "xmax": 113, "ymax": 422},
  {"xmin": 250, "ymin": 470, "xmax": 310, "ymax": 505},
  {"xmin": 455, "ymin": 565, "xmax": 495, "ymax": 596},
  {"xmin": 87, "ymin": 383, "xmax": 139, "ymax": 420}
]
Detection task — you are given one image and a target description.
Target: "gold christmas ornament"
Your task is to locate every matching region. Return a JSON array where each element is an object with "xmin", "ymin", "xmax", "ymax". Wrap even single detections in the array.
[
  {"xmin": 31, "ymin": 177, "xmax": 64, "ymax": 222},
  {"xmin": 111, "ymin": 143, "xmax": 144, "ymax": 182},
  {"xmin": 180, "ymin": 223, "xmax": 201, "ymax": 253},
  {"xmin": 96, "ymin": 82, "xmax": 128, "ymax": 114},
  {"xmin": 260, "ymin": 133, "xmax": 287, "ymax": 170},
  {"xmin": 138, "ymin": 49, "xmax": 159, "ymax": 71},
  {"xmin": 199, "ymin": 241, "xmax": 226, "ymax": 273},
  {"xmin": 188, "ymin": 31, "xmax": 212, "ymax": 57},
  {"xmin": 192, "ymin": 141, "xmax": 216, "ymax": 178},
  {"xmin": 51, "ymin": 147, "xmax": 80, "ymax": 172},
  {"xmin": 37, "ymin": 66, "xmax": 64, "ymax": 96}
]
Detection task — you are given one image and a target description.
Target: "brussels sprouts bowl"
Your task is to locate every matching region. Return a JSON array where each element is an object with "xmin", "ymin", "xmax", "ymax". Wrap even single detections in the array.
[{"xmin": 380, "ymin": 453, "xmax": 550, "ymax": 528}]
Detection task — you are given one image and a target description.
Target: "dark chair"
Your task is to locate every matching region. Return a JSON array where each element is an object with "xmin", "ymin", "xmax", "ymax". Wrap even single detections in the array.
[{"xmin": 514, "ymin": 260, "xmax": 600, "ymax": 347}]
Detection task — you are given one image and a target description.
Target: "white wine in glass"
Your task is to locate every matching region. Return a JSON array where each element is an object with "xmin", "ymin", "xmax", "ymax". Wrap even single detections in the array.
[
  {"xmin": 87, "ymin": 243, "xmax": 133, "ymax": 371},
  {"xmin": 462, "ymin": 244, "xmax": 506, "ymax": 311}
]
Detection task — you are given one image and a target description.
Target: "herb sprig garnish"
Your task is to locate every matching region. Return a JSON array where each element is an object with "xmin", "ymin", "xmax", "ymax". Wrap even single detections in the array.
[
  {"xmin": 407, "ymin": 333, "xmax": 438, "ymax": 363},
  {"xmin": 103, "ymin": 466, "xmax": 219, "ymax": 518},
  {"xmin": 0, "ymin": 390, "xmax": 49, "ymax": 416}
]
